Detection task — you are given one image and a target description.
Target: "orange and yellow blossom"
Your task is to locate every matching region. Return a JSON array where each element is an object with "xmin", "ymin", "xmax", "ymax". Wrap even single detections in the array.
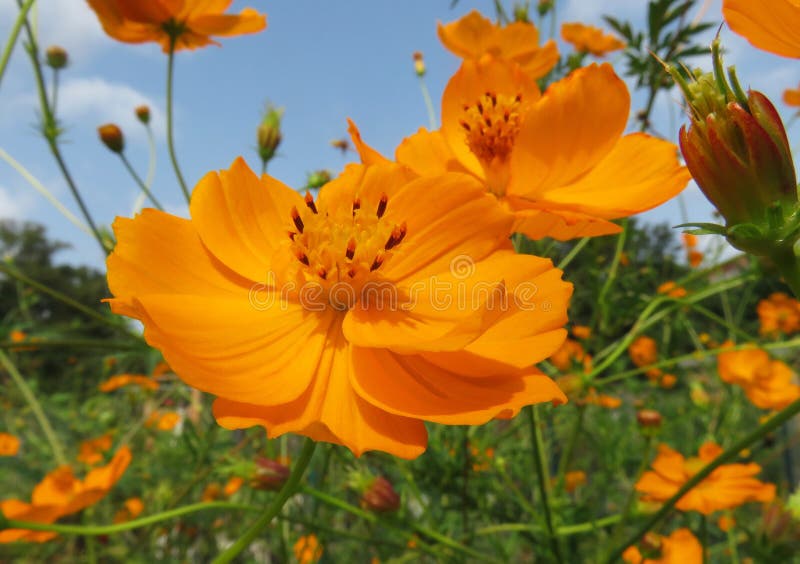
[
  {"xmin": 622, "ymin": 528, "xmax": 703, "ymax": 564},
  {"xmin": 146, "ymin": 411, "xmax": 181, "ymax": 431},
  {"xmin": 0, "ymin": 433, "xmax": 20, "ymax": 456},
  {"xmin": 629, "ymin": 336, "xmax": 657, "ymax": 367},
  {"xmin": 548, "ymin": 338, "xmax": 586, "ymax": 371},
  {"xmin": 635, "ymin": 442, "xmax": 775, "ymax": 515},
  {"xmin": 437, "ymin": 10, "xmax": 558, "ymax": 79},
  {"xmin": 723, "ymin": 0, "xmax": 800, "ymax": 59},
  {"xmin": 77, "ymin": 433, "xmax": 114, "ymax": 465},
  {"xmin": 572, "ymin": 325, "xmax": 591, "ymax": 339},
  {"xmin": 757, "ymin": 292, "xmax": 800, "ymax": 336},
  {"xmin": 561, "ymin": 23, "xmax": 625, "ymax": 57},
  {"xmin": 87, "ymin": 0, "xmax": 266, "ymax": 53},
  {"xmin": 0, "ymin": 447, "xmax": 131, "ymax": 543},
  {"xmin": 717, "ymin": 343, "xmax": 800, "ymax": 410},
  {"xmin": 106, "ymin": 158, "xmax": 572, "ymax": 459},
  {"xmin": 394, "ymin": 60, "xmax": 689, "ymax": 240}
]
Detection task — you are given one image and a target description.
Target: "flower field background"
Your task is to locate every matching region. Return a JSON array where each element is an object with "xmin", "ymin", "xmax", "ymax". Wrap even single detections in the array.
[{"xmin": 1, "ymin": 1, "xmax": 800, "ymax": 563}]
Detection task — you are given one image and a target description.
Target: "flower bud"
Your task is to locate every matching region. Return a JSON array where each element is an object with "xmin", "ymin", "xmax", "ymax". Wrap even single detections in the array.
[
  {"xmin": 135, "ymin": 105, "xmax": 151, "ymax": 125},
  {"xmin": 537, "ymin": 0, "xmax": 554, "ymax": 17},
  {"xmin": 250, "ymin": 456, "xmax": 290, "ymax": 491},
  {"xmin": 361, "ymin": 476, "xmax": 400, "ymax": 513},
  {"xmin": 45, "ymin": 46, "xmax": 68, "ymax": 69},
  {"xmin": 306, "ymin": 169, "xmax": 332, "ymax": 190},
  {"xmin": 636, "ymin": 409, "xmax": 662, "ymax": 429},
  {"xmin": 257, "ymin": 104, "xmax": 283, "ymax": 166},
  {"xmin": 98, "ymin": 124, "xmax": 124, "ymax": 153},
  {"xmin": 513, "ymin": 2, "xmax": 530, "ymax": 22},
  {"xmin": 412, "ymin": 51, "xmax": 426, "ymax": 77}
]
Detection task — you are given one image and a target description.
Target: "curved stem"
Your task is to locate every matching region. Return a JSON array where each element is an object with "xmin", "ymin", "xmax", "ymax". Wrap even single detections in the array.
[
  {"xmin": 166, "ymin": 40, "xmax": 191, "ymax": 204},
  {"xmin": 212, "ymin": 438, "xmax": 317, "ymax": 564},
  {"xmin": 528, "ymin": 405, "xmax": 563, "ymax": 563},
  {"xmin": 604, "ymin": 397, "xmax": 800, "ymax": 563},
  {"xmin": 417, "ymin": 77, "xmax": 437, "ymax": 130},
  {"xmin": 119, "ymin": 153, "xmax": 163, "ymax": 210},
  {"xmin": 0, "ymin": 349, "xmax": 67, "ymax": 465},
  {"xmin": 0, "ymin": 0, "xmax": 36, "ymax": 90}
]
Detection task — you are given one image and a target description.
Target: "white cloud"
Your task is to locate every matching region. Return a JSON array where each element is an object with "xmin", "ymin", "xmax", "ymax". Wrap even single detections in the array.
[{"xmin": 0, "ymin": 184, "xmax": 28, "ymax": 219}]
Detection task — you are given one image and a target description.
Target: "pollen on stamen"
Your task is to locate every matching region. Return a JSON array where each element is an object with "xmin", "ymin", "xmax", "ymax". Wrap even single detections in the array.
[
  {"xmin": 295, "ymin": 249, "xmax": 309, "ymax": 266},
  {"xmin": 304, "ymin": 192, "xmax": 318, "ymax": 214},
  {"xmin": 352, "ymin": 198, "xmax": 361, "ymax": 216},
  {"xmin": 370, "ymin": 252, "xmax": 385, "ymax": 272},
  {"xmin": 288, "ymin": 231, "xmax": 297, "ymax": 241},
  {"xmin": 385, "ymin": 223, "xmax": 407, "ymax": 250},
  {"xmin": 290, "ymin": 207, "xmax": 304, "ymax": 233},
  {"xmin": 376, "ymin": 193, "xmax": 388, "ymax": 218},
  {"xmin": 345, "ymin": 238, "xmax": 356, "ymax": 260},
  {"xmin": 317, "ymin": 267, "xmax": 327, "ymax": 280}
]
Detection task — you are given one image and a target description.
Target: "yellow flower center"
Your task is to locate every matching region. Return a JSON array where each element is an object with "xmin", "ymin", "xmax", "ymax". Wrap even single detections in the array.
[
  {"xmin": 460, "ymin": 91, "xmax": 524, "ymax": 166},
  {"xmin": 286, "ymin": 191, "xmax": 406, "ymax": 310}
]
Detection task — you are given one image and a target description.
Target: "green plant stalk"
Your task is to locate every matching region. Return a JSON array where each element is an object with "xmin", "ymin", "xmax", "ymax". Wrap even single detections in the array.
[
  {"xmin": 475, "ymin": 514, "xmax": 623, "ymax": 537},
  {"xmin": 0, "ymin": 0, "xmax": 36, "ymax": 90},
  {"xmin": 596, "ymin": 219, "xmax": 628, "ymax": 332},
  {"xmin": 528, "ymin": 405, "xmax": 563, "ymax": 563},
  {"xmin": 557, "ymin": 237, "xmax": 590, "ymax": 270},
  {"xmin": 212, "ymin": 438, "xmax": 317, "ymax": 564},
  {"xmin": 119, "ymin": 153, "xmax": 164, "ymax": 210},
  {"xmin": 724, "ymin": 513, "xmax": 740, "ymax": 564},
  {"xmin": 166, "ymin": 39, "xmax": 191, "ymax": 204},
  {"xmin": 554, "ymin": 404, "xmax": 586, "ymax": 488},
  {"xmin": 0, "ymin": 349, "xmax": 67, "ymax": 465},
  {"xmin": 418, "ymin": 76, "xmax": 437, "ymax": 130},
  {"xmin": 604, "ymin": 396, "xmax": 800, "ymax": 563}
]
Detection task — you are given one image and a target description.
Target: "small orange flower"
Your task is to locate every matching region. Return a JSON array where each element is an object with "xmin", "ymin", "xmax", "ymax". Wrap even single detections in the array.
[
  {"xmin": 294, "ymin": 534, "xmax": 323, "ymax": 564},
  {"xmin": 87, "ymin": 0, "xmax": 266, "ymax": 53},
  {"xmin": 784, "ymin": 84, "xmax": 800, "ymax": 107},
  {"xmin": 717, "ymin": 343, "xmax": 800, "ymax": 410},
  {"xmin": 9, "ymin": 330, "xmax": 26, "ymax": 342},
  {"xmin": 657, "ymin": 281, "xmax": 687, "ymax": 298},
  {"xmin": 99, "ymin": 374, "xmax": 159, "ymax": 393},
  {"xmin": 629, "ymin": 336, "xmax": 657, "ymax": 367},
  {"xmin": 682, "ymin": 233, "xmax": 698, "ymax": 248},
  {"xmin": 636, "ymin": 442, "xmax": 775, "ymax": 514},
  {"xmin": 156, "ymin": 411, "xmax": 180, "ymax": 431},
  {"xmin": 561, "ymin": 23, "xmax": 625, "ymax": 56},
  {"xmin": 582, "ymin": 387, "xmax": 622, "ymax": 409},
  {"xmin": 113, "ymin": 497, "xmax": 144, "ymax": 523},
  {"xmin": 757, "ymin": 292, "xmax": 800, "ymax": 336},
  {"xmin": 77, "ymin": 433, "xmax": 114, "ymax": 465},
  {"xmin": 659, "ymin": 374, "xmax": 677, "ymax": 389},
  {"xmin": 687, "ymin": 250, "xmax": 703, "ymax": 268},
  {"xmin": 0, "ymin": 433, "xmax": 20, "ymax": 456},
  {"xmin": 717, "ymin": 514, "xmax": 735, "ymax": 532},
  {"xmin": 622, "ymin": 528, "xmax": 703, "ymax": 563},
  {"xmin": 201, "ymin": 483, "xmax": 221, "ymax": 502},
  {"xmin": 437, "ymin": 10, "xmax": 558, "ymax": 79},
  {"xmin": 564, "ymin": 470, "xmax": 587, "ymax": 493},
  {"xmin": 223, "ymin": 476, "xmax": 244, "ymax": 497},
  {"xmin": 572, "ymin": 325, "xmax": 591, "ymax": 340},
  {"xmin": 0, "ymin": 447, "xmax": 131, "ymax": 543},
  {"xmin": 549, "ymin": 338, "xmax": 586, "ymax": 371},
  {"xmin": 723, "ymin": 0, "xmax": 800, "ymax": 59}
]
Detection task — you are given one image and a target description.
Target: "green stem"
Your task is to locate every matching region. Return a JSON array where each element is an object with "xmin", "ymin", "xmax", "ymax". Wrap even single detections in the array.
[
  {"xmin": 607, "ymin": 435, "xmax": 654, "ymax": 551},
  {"xmin": 0, "ymin": 349, "xmax": 67, "ymax": 465},
  {"xmin": 528, "ymin": 405, "xmax": 563, "ymax": 563},
  {"xmin": 604, "ymin": 397, "xmax": 800, "ymax": 563},
  {"xmin": 119, "ymin": 153, "xmax": 163, "ymax": 210},
  {"xmin": 0, "ymin": 0, "xmax": 35, "ymax": 90},
  {"xmin": 166, "ymin": 39, "xmax": 191, "ymax": 204},
  {"xmin": 212, "ymin": 438, "xmax": 317, "ymax": 564},
  {"xmin": 418, "ymin": 76, "xmax": 437, "ymax": 130},
  {"xmin": 475, "ymin": 514, "xmax": 622, "ymax": 537},
  {"xmin": 557, "ymin": 237, "xmax": 590, "ymax": 270},
  {"xmin": 0, "ymin": 339, "xmax": 142, "ymax": 351},
  {"xmin": 596, "ymin": 219, "xmax": 628, "ymax": 331}
]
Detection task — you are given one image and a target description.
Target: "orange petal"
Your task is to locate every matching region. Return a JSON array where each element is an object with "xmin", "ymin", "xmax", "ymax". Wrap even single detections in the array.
[
  {"xmin": 347, "ymin": 119, "xmax": 391, "ymax": 165},
  {"xmin": 724, "ymin": 0, "xmax": 800, "ymax": 59},
  {"xmin": 509, "ymin": 206, "xmax": 623, "ymax": 240},
  {"xmin": 395, "ymin": 128, "xmax": 467, "ymax": 176},
  {"xmin": 114, "ymin": 0, "xmax": 175, "ymax": 23},
  {"xmin": 189, "ymin": 157, "xmax": 304, "ymax": 283},
  {"xmin": 508, "ymin": 63, "xmax": 629, "ymax": 199},
  {"xmin": 188, "ymin": 8, "xmax": 267, "ymax": 37},
  {"xmin": 63, "ymin": 447, "xmax": 132, "ymax": 515},
  {"xmin": 437, "ymin": 10, "xmax": 496, "ymax": 59},
  {"xmin": 0, "ymin": 500, "xmax": 61, "ymax": 543}
]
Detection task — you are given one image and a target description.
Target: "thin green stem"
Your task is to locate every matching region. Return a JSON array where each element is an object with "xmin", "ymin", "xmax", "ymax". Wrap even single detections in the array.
[
  {"xmin": 475, "ymin": 514, "xmax": 622, "ymax": 537},
  {"xmin": 528, "ymin": 405, "xmax": 563, "ymax": 563},
  {"xmin": 166, "ymin": 39, "xmax": 191, "ymax": 204},
  {"xmin": 119, "ymin": 152, "xmax": 163, "ymax": 210},
  {"xmin": 607, "ymin": 435, "xmax": 654, "ymax": 552},
  {"xmin": 0, "ymin": 0, "xmax": 36, "ymax": 90},
  {"xmin": 0, "ymin": 349, "xmax": 67, "ymax": 465},
  {"xmin": 724, "ymin": 512, "xmax": 740, "ymax": 564},
  {"xmin": 50, "ymin": 67, "xmax": 58, "ymax": 115},
  {"xmin": 604, "ymin": 397, "xmax": 800, "ymax": 563},
  {"xmin": 212, "ymin": 438, "xmax": 317, "ymax": 564},
  {"xmin": 417, "ymin": 77, "xmax": 437, "ymax": 130},
  {"xmin": 557, "ymin": 237, "xmax": 590, "ymax": 270},
  {"xmin": 596, "ymin": 220, "xmax": 628, "ymax": 331}
]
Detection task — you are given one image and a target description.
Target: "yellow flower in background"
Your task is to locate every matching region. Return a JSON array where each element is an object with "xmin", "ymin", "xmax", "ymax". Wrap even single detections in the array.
[
  {"xmin": 717, "ymin": 343, "xmax": 800, "ymax": 410},
  {"xmin": 87, "ymin": 0, "xmax": 266, "ymax": 52},
  {"xmin": 622, "ymin": 528, "xmax": 703, "ymax": 563},
  {"xmin": 106, "ymin": 158, "xmax": 572, "ymax": 459},
  {"xmin": 0, "ymin": 433, "xmax": 20, "ymax": 456},
  {"xmin": 561, "ymin": 22, "xmax": 625, "ymax": 56},
  {"xmin": 723, "ymin": 0, "xmax": 800, "ymax": 59},
  {"xmin": 437, "ymin": 10, "xmax": 558, "ymax": 79}
]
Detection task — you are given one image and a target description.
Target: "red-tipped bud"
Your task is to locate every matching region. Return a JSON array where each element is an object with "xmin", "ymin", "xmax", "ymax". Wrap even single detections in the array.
[
  {"xmin": 412, "ymin": 51, "xmax": 426, "ymax": 77},
  {"xmin": 361, "ymin": 476, "xmax": 400, "ymax": 513},
  {"xmin": 250, "ymin": 457, "xmax": 290, "ymax": 491},
  {"xmin": 636, "ymin": 409, "xmax": 663, "ymax": 429},
  {"xmin": 98, "ymin": 124, "xmax": 124, "ymax": 153},
  {"xmin": 45, "ymin": 46, "xmax": 68, "ymax": 69},
  {"xmin": 135, "ymin": 105, "xmax": 151, "ymax": 125}
]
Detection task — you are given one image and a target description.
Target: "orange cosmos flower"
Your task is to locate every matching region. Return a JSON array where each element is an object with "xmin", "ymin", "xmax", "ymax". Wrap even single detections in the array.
[
  {"xmin": 223, "ymin": 476, "xmax": 244, "ymax": 496},
  {"xmin": 561, "ymin": 23, "xmax": 625, "ymax": 56},
  {"xmin": 629, "ymin": 336, "xmax": 657, "ymax": 367},
  {"xmin": 572, "ymin": 325, "xmax": 591, "ymax": 339},
  {"xmin": 437, "ymin": 10, "xmax": 558, "ymax": 79},
  {"xmin": 723, "ymin": 0, "xmax": 800, "ymax": 59},
  {"xmin": 146, "ymin": 411, "xmax": 181, "ymax": 431},
  {"xmin": 657, "ymin": 281, "xmax": 687, "ymax": 299},
  {"xmin": 548, "ymin": 338, "xmax": 586, "ymax": 371},
  {"xmin": 0, "ymin": 433, "xmax": 20, "ymax": 456},
  {"xmin": 687, "ymin": 250, "xmax": 703, "ymax": 268},
  {"xmin": 0, "ymin": 447, "xmax": 131, "ymax": 543},
  {"xmin": 87, "ymin": 0, "xmax": 266, "ymax": 53},
  {"xmin": 717, "ymin": 343, "xmax": 800, "ymax": 410},
  {"xmin": 99, "ymin": 373, "xmax": 159, "ymax": 392},
  {"xmin": 106, "ymin": 158, "xmax": 571, "ymax": 459},
  {"xmin": 581, "ymin": 388, "xmax": 622, "ymax": 409},
  {"xmin": 636, "ymin": 442, "xmax": 775, "ymax": 515},
  {"xmin": 113, "ymin": 497, "xmax": 144, "ymax": 523},
  {"xmin": 394, "ymin": 61, "xmax": 689, "ymax": 240},
  {"xmin": 564, "ymin": 470, "xmax": 587, "ymax": 492},
  {"xmin": 622, "ymin": 528, "xmax": 703, "ymax": 564},
  {"xmin": 757, "ymin": 292, "xmax": 800, "ymax": 336},
  {"xmin": 9, "ymin": 330, "xmax": 26, "ymax": 342},
  {"xmin": 294, "ymin": 534, "xmax": 323, "ymax": 564},
  {"xmin": 77, "ymin": 433, "xmax": 114, "ymax": 465}
]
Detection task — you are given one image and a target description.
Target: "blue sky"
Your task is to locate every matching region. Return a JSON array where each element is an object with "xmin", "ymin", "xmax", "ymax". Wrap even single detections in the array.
[{"xmin": 0, "ymin": 0, "xmax": 798, "ymax": 268}]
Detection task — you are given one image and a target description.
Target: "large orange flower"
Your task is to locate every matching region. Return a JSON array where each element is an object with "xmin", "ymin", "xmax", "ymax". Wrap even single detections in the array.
[
  {"xmin": 0, "ymin": 447, "xmax": 131, "ymax": 543},
  {"xmin": 717, "ymin": 343, "xmax": 800, "ymax": 410},
  {"xmin": 723, "ymin": 0, "xmax": 800, "ymax": 59},
  {"xmin": 636, "ymin": 442, "xmax": 775, "ymax": 515},
  {"xmin": 438, "ymin": 10, "xmax": 558, "ymax": 79},
  {"xmin": 87, "ymin": 0, "xmax": 266, "ymax": 52},
  {"xmin": 106, "ymin": 158, "xmax": 572, "ymax": 459},
  {"xmin": 393, "ymin": 60, "xmax": 689, "ymax": 240},
  {"xmin": 622, "ymin": 528, "xmax": 703, "ymax": 564}
]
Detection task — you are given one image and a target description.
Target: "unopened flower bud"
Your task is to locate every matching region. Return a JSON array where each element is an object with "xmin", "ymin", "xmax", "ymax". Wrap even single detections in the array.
[
  {"xmin": 636, "ymin": 409, "xmax": 662, "ymax": 429},
  {"xmin": 537, "ymin": 0, "xmax": 554, "ymax": 17},
  {"xmin": 257, "ymin": 104, "xmax": 284, "ymax": 166},
  {"xmin": 306, "ymin": 169, "xmax": 332, "ymax": 190},
  {"xmin": 250, "ymin": 457, "xmax": 290, "ymax": 491},
  {"xmin": 135, "ymin": 105, "xmax": 150, "ymax": 125},
  {"xmin": 45, "ymin": 46, "xmax": 68, "ymax": 69},
  {"xmin": 513, "ymin": 2, "xmax": 530, "ymax": 22},
  {"xmin": 412, "ymin": 51, "xmax": 426, "ymax": 77},
  {"xmin": 361, "ymin": 476, "xmax": 400, "ymax": 513},
  {"xmin": 98, "ymin": 124, "xmax": 124, "ymax": 153}
]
